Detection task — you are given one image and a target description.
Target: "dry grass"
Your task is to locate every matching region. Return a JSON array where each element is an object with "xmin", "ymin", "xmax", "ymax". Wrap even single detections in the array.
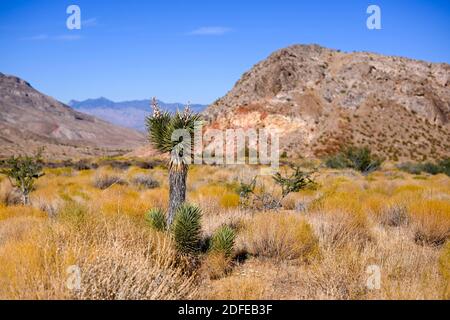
[
  {"xmin": 0, "ymin": 164, "xmax": 449, "ymax": 300},
  {"xmin": 239, "ymin": 212, "xmax": 320, "ymax": 261},
  {"xmin": 409, "ymin": 199, "xmax": 450, "ymax": 246},
  {"xmin": 0, "ymin": 205, "xmax": 198, "ymax": 300}
]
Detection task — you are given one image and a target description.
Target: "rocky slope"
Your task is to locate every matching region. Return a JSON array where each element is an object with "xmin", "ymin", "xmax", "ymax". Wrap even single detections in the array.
[
  {"xmin": 204, "ymin": 44, "xmax": 450, "ymax": 161},
  {"xmin": 0, "ymin": 73, "xmax": 146, "ymax": 159}
]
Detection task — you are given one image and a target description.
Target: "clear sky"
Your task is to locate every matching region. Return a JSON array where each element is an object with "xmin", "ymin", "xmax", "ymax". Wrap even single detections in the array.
[{"xmin": 0, "ymin": 0, "xmax": 449, "ymax": 104}]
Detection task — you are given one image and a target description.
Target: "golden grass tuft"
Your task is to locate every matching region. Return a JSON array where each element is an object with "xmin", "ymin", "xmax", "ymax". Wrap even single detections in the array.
[
  {"xmin": 239, "ymin": 213, "xmax": 320, "ymax": 261},
  {"xmin": 219, "ymin": 193, "xmax": 240, "ymax": 209},
  {"xmin": 201, "ymin": 252, "xmax": 233, "ymax": 280},
  {"xmin": 409, "ymin": 200, "xmax": 450, "ymax": 246}
]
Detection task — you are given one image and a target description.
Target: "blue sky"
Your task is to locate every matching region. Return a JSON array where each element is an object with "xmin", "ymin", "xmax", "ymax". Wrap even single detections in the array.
[{"xmin": 0, "ymin": 0, "xmax": 449, "ymax": 104}]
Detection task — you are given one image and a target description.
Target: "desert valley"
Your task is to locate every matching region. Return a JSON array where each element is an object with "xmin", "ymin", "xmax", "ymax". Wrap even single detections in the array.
[{"xmin": 0, "ymin": 44, "xmax": 449, "ymax": 300}]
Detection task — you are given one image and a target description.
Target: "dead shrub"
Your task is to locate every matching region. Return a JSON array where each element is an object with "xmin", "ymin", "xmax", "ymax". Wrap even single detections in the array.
[
  {"xmin": 313, "ymin": 211, "xmax": 373, "ymax": 249},
  {"xmin": 131, "ymin": 174, "xmax": 160, "ymax": 189},
  {"xmin": 92, "ymin": 172, "xmax": 126, "ymax": 190},
  {"xmin": 379, "ymin": 204, "xmax": 409, "ymax": 227}
]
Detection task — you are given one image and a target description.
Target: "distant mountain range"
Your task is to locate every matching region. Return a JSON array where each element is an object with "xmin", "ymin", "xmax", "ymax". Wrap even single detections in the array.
[{"xmin": 69, "ymin": 98, "xmax": 208, "ymax": 131}]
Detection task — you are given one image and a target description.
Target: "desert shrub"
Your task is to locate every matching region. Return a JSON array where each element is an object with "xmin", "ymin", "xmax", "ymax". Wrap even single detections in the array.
[
  {"xmin": 235, "ymin": 177, "xmax": 256, "ymax": 199},
  {"xmin": 172, "ymin": 204, "xmax": 202, "ymax": 254},
  {"xmin": 421, "ymin": 162, "xmax": 442, "ymax": 175},
  {"xmin": 0, "ymin": 152, "xmax": 44, "ymax": 205},
  {"xmin": 314, "ymin": 210, "xmax": 373, "ymax": 249},
  {"xmin": 397, "ymin": 158, "xmax": 450, "ymax": 177},
  {"xmin": 438, "ymin": 158, "xmax": 450, "ymax": 176},
  {"xmin": 325, "ymin": 146, "xmax": 382, "ymax": 173},
  {"xmin": 132, "ymin": 174, "xmax": 160, "ymax": 189},
  {"xmin": 92, "ymin": 172, "xmax": 126, "ymax": 190},
  {"xmin": 73, "ymin": 159, "xmax": 98, "ymax": 170},
  {"xmin": 273, "ymin": 166, "xmax": 316, "ymax": 198},
  {"xmin": 379, "ymin": 204, "xmax": 409, "ymax": 227},
  {"xmin": 325, "ymin": 153, "xmax": 349, "ymax": 169},
  {"xmin": 146, "ymin": 208, "xmax": 167, "ymax": 231},
  {"xmin": 397, "ymin": 162, "xmax": 423, "ymax": 175},
  {"xmin": 409, "ymin": 200, "xmax": 450, "ymax": 246},
  {"xmin": 210, "ymin": 225, "xmax": 236, "ymax": 257},
  {"xmin": 202, "ymin": 252, "xmax": 233, "ymax": 280},
  {"xmin": 241, "ymin": 213, "xmax": 320, "ymax": 261},
  {"xmin": 248, "ymin": 192, "xmax": 283, "ymax": 211}
]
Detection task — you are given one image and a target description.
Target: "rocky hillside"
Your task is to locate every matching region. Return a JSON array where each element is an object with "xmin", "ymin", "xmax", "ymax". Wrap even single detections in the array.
[
  {"xmin": 0, "ymin": 73, "xmax": 146, "ymax": 159},
  {"xmin": 204, "ymin": 44, "xmax": 450, "ymax": 161}
]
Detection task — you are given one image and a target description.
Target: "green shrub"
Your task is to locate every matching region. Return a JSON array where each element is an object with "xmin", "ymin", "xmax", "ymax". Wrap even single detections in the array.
[
  {"xmin": 172, "ymin": 204, "xmax": 202, "ymax": 254},
  {"xmin": 325, "ymin": 146, "xmax": 382, "ymax": 173},
  {"xmin": 145, "ymin": 208, "xmax": 167, "ymax": 231},
  {"xmin": 421, "ymin": 162, "xmax": 442, "ymax": 175},
  {"xmin": 439, "ymin": 158, "xmax": 450, "ymax": 176},
  {"xmin": 210, "ymin": 225, "xmax": 236, "ymax": 256},
  {"xmin": 325, "ymin": 153, "xmax": 349, "ymax": 169},
  {"xmin": 397, "ymin": 158, "xmax": 450, "ymax": 177},
  {"xmin": 397, "ymin": 162, "xmax": 422, "ymax": 175},
  {"xmin": 273, "ymin": 166, "xmax": 316, "ymax": 198},
  {"xmin": 0, "ymin": 151, "xmax": 44, "ymax": 205}
]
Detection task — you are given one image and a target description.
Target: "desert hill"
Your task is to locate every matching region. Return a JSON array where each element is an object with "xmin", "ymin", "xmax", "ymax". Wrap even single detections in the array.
[
  {"xmin": 204, "ymin": 44, "xmax": 450, "ymax": 161},
  {"xmin": 0, "ymin": 73, "xmax": 146, "ymax": 159}
]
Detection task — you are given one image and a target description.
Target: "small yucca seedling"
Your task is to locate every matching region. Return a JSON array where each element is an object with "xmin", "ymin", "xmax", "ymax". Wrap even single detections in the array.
[
  {"xmin": 145, "ymin": 208, "xmax": 167, "ymax": 231},
  {"xmin": 210, "ymin": 225, "xmax": 236, "ymax": 257},
  {"xmin": 172, "ymin": 204, "xmax": 202, "ymax": 254}
]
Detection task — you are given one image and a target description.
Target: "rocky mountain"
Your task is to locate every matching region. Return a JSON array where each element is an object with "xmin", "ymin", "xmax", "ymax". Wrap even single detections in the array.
[
  {"xmin": 69, "ymin": 97, "xmax": 207, "ymax": 131},
  {"xmin": 204, "ymin": 44, "xmax": 450, "ymax": 161},
  {"xmin": 0, "ymin": 73, "xmax": 146, "ymax": 159}
]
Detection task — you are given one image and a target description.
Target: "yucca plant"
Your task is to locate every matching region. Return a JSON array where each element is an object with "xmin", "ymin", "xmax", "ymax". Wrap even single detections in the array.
[
  {"xmin": 172, "ymin": 204, "xmax": 202, "ymax": 254},
  {"xmin": 146, "ymin": 97, "xmax": 201, "ymax": 225},
  {"xmin": 145, "ymin": 208, "xmax": 167, "ymax": 231},
  {"xmin": 210, "ymin": 225, "xmax": 236, "ymax": 257}
]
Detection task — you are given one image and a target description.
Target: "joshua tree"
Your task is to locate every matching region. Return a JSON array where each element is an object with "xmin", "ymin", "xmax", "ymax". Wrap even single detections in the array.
[
  {"xmin": 0, "ymin": 151, "xmax": 44, "ymax": 205},
  {"xmin": 146, "ymin": 97, "xmax": 201, "ymax": 226}
]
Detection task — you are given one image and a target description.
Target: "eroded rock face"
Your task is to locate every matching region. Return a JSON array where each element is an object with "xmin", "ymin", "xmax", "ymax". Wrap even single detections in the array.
[
  {"xmin": 0, "ymin": 73, "xmax": 146, "ymax": 159},
  {"xmin": 204, "ymin": 44, "xmax": 450, "ymax": 160}
]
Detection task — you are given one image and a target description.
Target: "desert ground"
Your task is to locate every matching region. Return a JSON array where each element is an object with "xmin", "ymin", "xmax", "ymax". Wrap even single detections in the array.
[{"xmin": 0, "ymin": 158, "xmax": 448, "ymax": 300}]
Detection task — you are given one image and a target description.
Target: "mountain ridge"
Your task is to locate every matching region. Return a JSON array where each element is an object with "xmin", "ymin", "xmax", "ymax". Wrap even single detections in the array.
[{"xmin": 69, "ymin": 98, "xmax": 207, "ymax": 131}]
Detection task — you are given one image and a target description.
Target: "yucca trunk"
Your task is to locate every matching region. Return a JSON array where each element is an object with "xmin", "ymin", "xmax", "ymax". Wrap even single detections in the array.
[{"xmin": 167, "ymin": 164, "xmax": 188, "ymax": 226}]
